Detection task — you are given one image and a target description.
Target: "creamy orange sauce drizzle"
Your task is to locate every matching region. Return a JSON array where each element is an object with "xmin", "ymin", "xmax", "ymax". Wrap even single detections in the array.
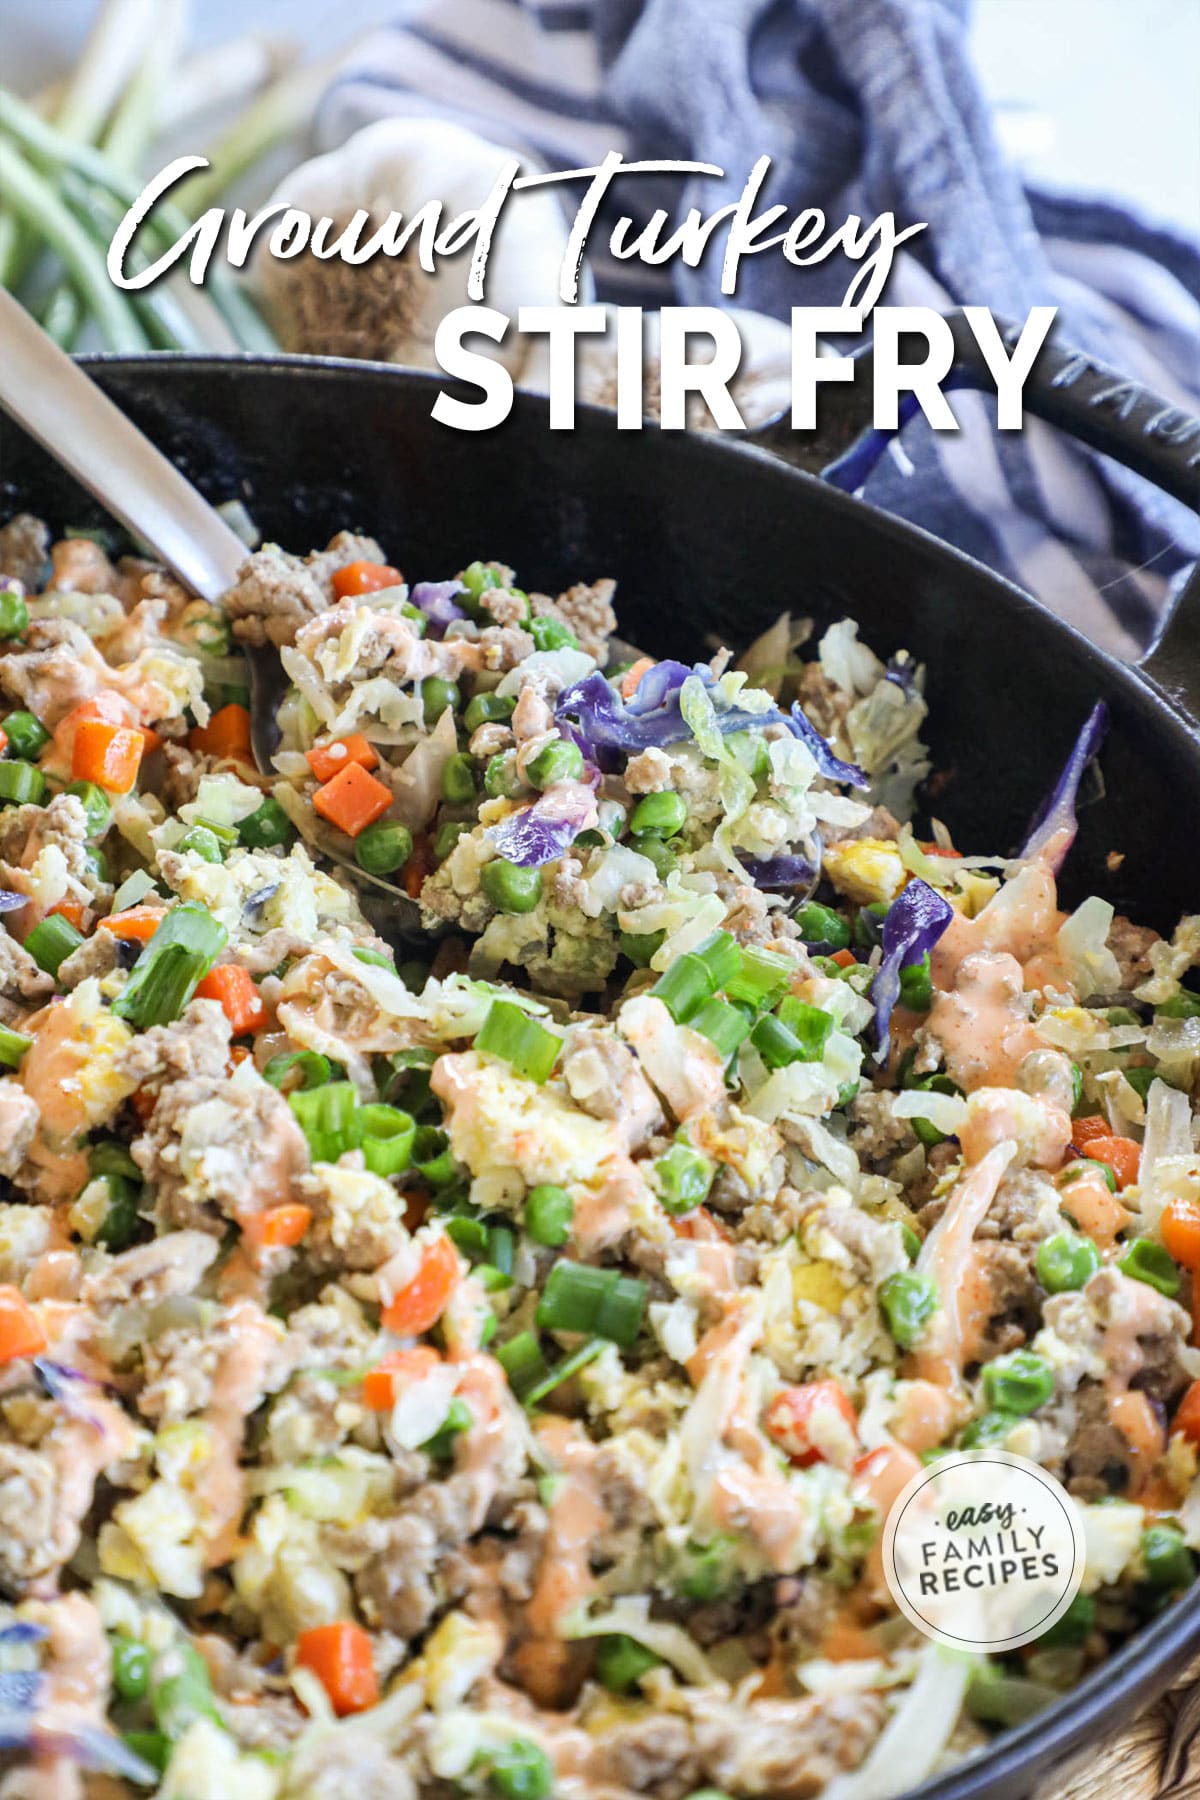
[
  {"xmin": 1059, "ymin": 1168, "xmax": 1132, "ymax": 1250},
  {"xmin": 195, "ymin": 1302, "xmax": 281, "ymax": 1567},
  {"xmin": 1101, "ymin": 1278, "xmax": 1172, "ymax": 1483},
  {"xmin": 915, "ymin": 1142, "xmax": 1015, "ymax": 1398},
  {"xmin": 18, "ymin": 1002, "xmax": 97, "ymax": 1203},
  {"xmin": 928, "ymin": 952, "xmax": 1045, "ymax": 1093},
  {"xmin": 21, "ymin": 1594, "xmax": 109, "ymax": 1800},
  {"xmin": 853, "ymin": 1444, "xmax": 922, "ymax": 1597},
  {"xmin": 515, "ymin": 1416, "xmax": 609, "ymax": 1706},
  {"xmin": 890, "ymin": 1378, "xmax": 961, "ymax": 1455}
]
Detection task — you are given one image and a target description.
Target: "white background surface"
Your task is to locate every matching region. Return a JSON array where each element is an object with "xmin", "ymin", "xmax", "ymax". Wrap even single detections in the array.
[{"xmin": 2, "ymin": 0, "xmax": 1198, "ymax": 235}]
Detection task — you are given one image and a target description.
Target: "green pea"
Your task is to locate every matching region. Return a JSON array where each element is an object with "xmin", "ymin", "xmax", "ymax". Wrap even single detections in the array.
[
  {"xmin": 420, "ymin": 676, "xmax": 460, "ymax": 726},
  {"xmin": 400, "ymin": 602, "xmax": 427, "ymax": 637},
  {"xmin": 65, "ymin": 779, "xmax": 111, "ymax": 839},
  {"xmin": 529, "ymin": 616, "xmax": 578, "ymax": 653},
  {"xmin": 121, "ymin": 1731, "xmax": 169, "ymax": 1774},
  {"xmin": 485, "ymin": 1738, "xmax": 553, "ymax": 1800},
  {"xmin": 1158, "ymin": 992, "xmax": 1200, "ymax": 1020},
  {"xmin": 481, "ymin": 857, "xmax": 542, "ymax": 914},
  {"xmin": 653, "ymin": 1142, "xmax": 714, "ymax": 1215},
  {"xmin": 1036, "ymin": 1232, "xmax": 1101, "ymax": 1294},
  {"xmin": 95, "ymin": 1175, "xmax": 141, "ymax": 1251},
  {"xmin": 627, "ymin": 832, "xmax": 677, "ymax": 879},
  {"xmin": 981, "ymin": 1350, "xmax": 1055, "ymax": 1417},
  {"xmin": 1068, "ymin": 1061, "xmax": 1084, "ymax": 1113},
  {"xmin": 1118, "ymin": 1238, "xmax": 1180, "ymax": 1298},
  {"xmin": 111, "ymin": 1633, "xmax": 152, "ymax": 1703},
  {"xmin": 1125, "ymin": 1066, "xmax": 1166, "ymax": 1102},
  {"xmin": 1079, "ymin": 1156, "xmax": 1117, "ymax": 1194},
  {"xmin": 674, "ymin": 1536, "xmax": 737, "ymax": 1602},
  {"xmin": 618, "ymin": 929, "xmax": 665, "ymax": 968},
  {"xmin": 525, "ymin": 1184, "xmax": 574, "ymax": 1247},
  {"xmin": 593, "ymin": 1632, "xmax": 662, "ymax": 1694},
  {"xmin": 898, "ymin": 952, "xmax": 933, "ymax": 1012},
  {"xmin": 793, "ymin": 900, "xmax": 850, "ymax": 950},
  {"xmin": 238, "ymin": 797, "xmax": 293, "ymax": 849},
  {"xmin": 726, "ymin": 730, "xmax": 771, "ymax": 781},
  {"xmin": 525, "ymin": 737, "xmax": 584, "ymax": 791},
  {"xmin": 1039, "ymin": 1592, "xmax": 1095, "ymax": 1648},
  {"xmin": 461, "ymin": 559, "xmax": 500, "ymax": 603},
  {"xmin": 853, "ymin": 900, "xmax": 890, "ymax": 952},
  {"xmin": 484, "ymin": 753, "xmax": 524, "ymax": 800},
  {"xmin": 1141, "ymin": 1524, "xmax": 1195, "ymax": 1591},
  {"xmin": 464, "ymin": 691, "xmax": 516, "ymax": 734},
  {"xmin": 0, "ymin": 589, "xmax": 28, "ymax": 639},
  {"xmin": 630, "ymin": 791, "xmax": 688, "ymax": 837},
  {"xmin": 960, "ymin": 1410, "xmax": 1021, "ymax": 1448},
  {"xmin": 2, "ymin": 710, "xmax": 50, "ymax": 760},
  {"xmin": 441, "ymin": 752, "xmax": 477, "ymax": 805},
  {"xmin": 355, "ymin": 819, "xmax": 413, "ymax": 876},
  {"xmin": 175, "ymin": 824, "xmax": 224, "ymax": 864},
  {"xmin": 434, "ymin": 820, "xmax": 469, "ymax": 862},
  {"xmin": 877, "ymin": 1270, "xmax": 938, "ymax": 1350}
]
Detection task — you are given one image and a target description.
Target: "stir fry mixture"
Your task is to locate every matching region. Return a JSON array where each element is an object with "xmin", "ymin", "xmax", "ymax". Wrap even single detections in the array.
[{"xmin": 1, "ymin": 513, "xmax": 1200, "ymax": 1800}]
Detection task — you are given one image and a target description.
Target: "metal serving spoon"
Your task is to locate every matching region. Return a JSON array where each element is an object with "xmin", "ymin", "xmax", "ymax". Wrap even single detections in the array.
[{"xmin": 0, "ymin": 291, "xmax": 428, "ymax": 939}]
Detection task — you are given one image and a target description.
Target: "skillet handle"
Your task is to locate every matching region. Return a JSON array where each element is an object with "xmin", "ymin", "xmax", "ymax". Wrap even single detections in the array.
[
  {"xmin": 767, "ymin": 309, "xmax": 1200, "ymax": 508},
  {"xmin": 746, "ymin": 307, "xmax": 1200, "ymax": 706}
]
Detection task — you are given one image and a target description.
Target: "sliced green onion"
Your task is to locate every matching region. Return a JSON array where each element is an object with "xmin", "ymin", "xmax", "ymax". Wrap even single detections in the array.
[
  {"xmin": 150, "ymin": 1642, "xmax": 222, "ymax": 1740},
  {"xmin": 691, "ymin": 930, "xmax": 741, "ymax": 989},
  {"xmin": 0, "ymin": 1024, "xmax": 31, "ymax": 1070},
  {"xmin": 110, "ymin": 868, "xmax": 157, "ymax": 913},
  {"xmin": 520, "ymin": 1337, "xmax": 604, "ymax": 1409},
  {"xmin": 723, "ymin": 945, "xmax": 792, "ymax": 1007},
  {"xmin": 525, "ymin": 1184, "xmax": 574, "ymax": 1247},
  {"xmin": 898, "ymin": 952, "xmax": 933, "ymax": 1011},
  {"xmin": 486, "ymin": 1223, "xmax": 514, "ymax": 1276},
  {"xmin": 536, "ymin": 1261, "xmax": 647, "ymax": 1346},
  {"xmin": 288, "ymin": 1081, "xmax": 359, "ymax": 1164},
  {"xmin": 653, "ymin": 1142, "xmax": 714, "ymax": 1214},
  {"xmin": 112, "ymin": 903, "xmax": 228, "ymax": 1028},
  {"xmin": 263, "ymin": 1051, "xmax": 331, "ymax": 1093},
  {"xmin": 238, "ymin": 797, "xmax": 293, "ymax": 849},
  {"xmin": 793, "ymin": 900, "xmax": 850, "ymax": 950},
  {"xmin": 649, "ymin": 953, "xmax": 712, "ymax": 1023},
  {"xmin": 690, "ymin": 997, "xmax": 751, "ymax": 1060},
  {"xmin": 421, "ymin": 1395, "xmax": 473, "ymax": 1460},
  {"xmin": 95, "ymin": 1174, "xmax": 141, "ymax": 1250},
  {"xmin": 360, "ymin": 1103, "xmax": 416, "ymax": 1178},
  {"xmin": 412, "ymin": 1125, "xmax": 457, "ymax": 1186},
  {"xmin": 775, "ymin": 997, "xmax": 834, "ymax": 1060},
  {"xmin": 476, "ymin": 999, "xmax": 561, "ymax": 1084},
  {"xmin": 0, "ymin": 589, "xmax": 28, "ymax": 641},
  {"xmin": 24, "ymin": 914, "xmax": 83, "ymax": 978},
  {"xmin": 445, "ymin": 1212, "xmax": 489, "ymax": 1258},
  {"xmin": 0, "ymin": 761, "xmax": 46, "ymax": 806},
  {"xmin": 496, "ymin": 1330, "xmax": 550, "ymax": 1402},
  {"xmin": 2, "ymin": 711, "xmax": 51, "ymax": 760}
]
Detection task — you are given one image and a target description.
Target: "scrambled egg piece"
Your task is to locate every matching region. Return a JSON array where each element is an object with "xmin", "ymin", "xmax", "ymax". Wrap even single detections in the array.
[{"xmin": 436, "ymin": 1051, "xmax": 616, "ymax": 1196}]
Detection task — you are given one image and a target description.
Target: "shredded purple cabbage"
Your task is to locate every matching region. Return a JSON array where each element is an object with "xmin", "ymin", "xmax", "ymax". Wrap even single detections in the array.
[
  {"xmin": 0, "ymin": 1672, "xmax": 40, "ymax": 1712},
  {"xmin": 785, "ymin": 704, "xmax": 868, "ymax": 788},
  {"xmin": 34, "ymin": 1359, "xmax": 104, "ymax": 1427},
  {"xmin": 741, "ymin": 852, "xmax": 820, "ymax": 895},
  {"xmin": 0, "ymin": 890, "xmax": 28, "ymax": 913},
  {"xmin": 0, "ymin": 1622, "xmax": 46, "ymax": 1647},
  {"xmin": 486, "ymin": 784, "xmax": 597, "ymax": 868},
  {"xmin": 1019, "ymin": 702, "xmax": 1108, "ymax": 873},
  {"xmin": 555, "ymin": 668, "xmax": 868, "ymax": 789},
  {"xmin": 884, "ymin": 653, "xmax": 919, "ymax": 696},
  {"xmin": 409, "ymin": 580, "xmax": 465, "ymax": 638},
  {"xmin": 873, "ymin": 879, "xmax": 953, "ymax": 1063}
]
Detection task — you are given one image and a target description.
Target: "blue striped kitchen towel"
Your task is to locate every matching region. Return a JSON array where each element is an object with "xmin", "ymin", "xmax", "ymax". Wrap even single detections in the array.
[{"xmin": 318, "ymin": 0, "xmax": 1200, "ymax": 659}]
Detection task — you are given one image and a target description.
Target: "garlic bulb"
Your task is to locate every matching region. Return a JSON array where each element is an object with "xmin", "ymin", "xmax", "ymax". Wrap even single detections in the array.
[
  {"xmin": 519, "ymin": 302, "xmax": 795, "ymax": 428},
  {"xmin": 255, "ymin": 116, "xmax": 587, "ymax": 370}
]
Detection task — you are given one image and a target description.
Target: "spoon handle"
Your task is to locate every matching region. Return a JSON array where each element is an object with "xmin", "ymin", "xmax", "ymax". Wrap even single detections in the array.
[{"xmin": 0, "ymin": 290, "xmax": 247, "ymax": 602}]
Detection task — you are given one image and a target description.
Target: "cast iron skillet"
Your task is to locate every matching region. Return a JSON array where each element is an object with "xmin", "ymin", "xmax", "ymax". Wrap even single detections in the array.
[{"xmin": 0, "ymin": 333, "xmax": 1198, "ymax": 1800}]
